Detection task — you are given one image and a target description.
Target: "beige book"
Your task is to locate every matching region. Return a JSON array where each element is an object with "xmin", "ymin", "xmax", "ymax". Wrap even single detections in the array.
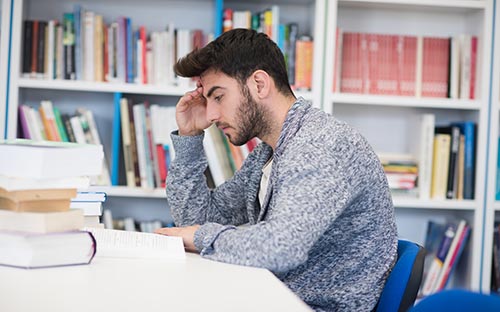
[{"xmin": 0, "ymin": 209, "xmax": 84, "ymax": 233}]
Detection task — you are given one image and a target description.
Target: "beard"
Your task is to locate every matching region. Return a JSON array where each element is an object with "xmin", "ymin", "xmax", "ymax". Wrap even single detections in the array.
[{"xmin": 218, "ymin": 85, "xmax": 270, "ymax": 146}]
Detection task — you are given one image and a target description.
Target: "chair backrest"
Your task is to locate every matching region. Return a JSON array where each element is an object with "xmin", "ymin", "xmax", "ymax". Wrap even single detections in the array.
[
  {"xmin": 409, "ymin": 289, "xmax": 500, "ymax": 312},
  {"xmin": 376, "ymin": 239, "xmax": 426, "ymax": 312}
]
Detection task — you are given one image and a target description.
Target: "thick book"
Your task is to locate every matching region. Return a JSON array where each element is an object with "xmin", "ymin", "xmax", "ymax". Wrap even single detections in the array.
[
  {"xmin": 0, "ymin": 187, "xmax": 77, "ymax": 202},
  {"xmin": 0, "ymin": 139, "xmax": 103, "ymax": 179},
  {"xmin": 0, "ymin": 230, "xmax": 96, "ymax": 269},
  {"xmin": 430, "ymin": 134, "xmax": 451, "ymax": 199},
  {"xmin": 0, "ymin": 209, "xmax": 84, "ymax": 233},
  {"xmin": 0, "ymin": 175, "xmax": 90, "ymax": 191},
  {"xmin": 84, "ymin": 227, "xmax": 185, "ymax": 261}
]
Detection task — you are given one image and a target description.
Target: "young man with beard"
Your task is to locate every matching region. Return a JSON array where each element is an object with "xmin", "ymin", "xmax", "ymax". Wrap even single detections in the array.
[{"xmin": 155, "ymin": 28, "xmax": 397, "ymax": 312}]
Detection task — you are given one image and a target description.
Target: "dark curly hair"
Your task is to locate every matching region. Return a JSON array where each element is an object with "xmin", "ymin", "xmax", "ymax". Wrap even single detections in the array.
[{"xmin": 174, "ymin": 28, "xmax": 294, "ymax": 97}]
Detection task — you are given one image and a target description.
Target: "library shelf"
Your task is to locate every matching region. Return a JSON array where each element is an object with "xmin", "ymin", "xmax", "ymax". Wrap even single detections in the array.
[{"xmin": 330, "ymin": 93, "xmax": 482, "ymax": 110}]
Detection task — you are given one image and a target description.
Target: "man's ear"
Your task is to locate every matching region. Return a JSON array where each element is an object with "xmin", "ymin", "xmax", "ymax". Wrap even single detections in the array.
[{"xmin": 250, "ymin": 70, "xmax": 271, "ymax": 99}]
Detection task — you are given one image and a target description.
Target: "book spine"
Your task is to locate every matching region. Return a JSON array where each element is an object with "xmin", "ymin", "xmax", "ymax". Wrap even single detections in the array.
[
  {"xmin": 120, "ymin": 97, "xmax": 135, "ymax": 187},
  {"xmin": 37, "ymin": 21, "xmax": 47, "ymax": 77},
  {"xmin": 22, "ymin": 20, "xmax": 34, "ymax": 76},
  {"xmin": 446, "ymin": 126, "xmax": 461, "ymax": 199},
  {"xmin": 63, "ymin": 13, "xmax": 76, "ymax": 80},
  {"xmin": 74, "ymin": 5, "xmax": 83, "ymax": 80},
  {"xmin": 111, "ymin": 93, "xmax": 123, "ymax": 186},
  {"xmin": 53, "ymin": 107, "xmax": 69, "ymax": 142}
]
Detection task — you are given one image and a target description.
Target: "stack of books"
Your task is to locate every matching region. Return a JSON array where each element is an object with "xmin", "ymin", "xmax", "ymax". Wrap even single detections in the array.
[
  {"xmin": 0, "ymin": 139, "xmax": 104, "ymax": 269},
  {"xmin": 71, "ymin": 191, "xmax": 106, "ymax": 228}
]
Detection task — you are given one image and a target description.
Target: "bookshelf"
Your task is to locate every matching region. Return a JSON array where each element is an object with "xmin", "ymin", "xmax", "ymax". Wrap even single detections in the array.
[
  {"xmin": 324, "ymin": 0, "xmax": 494, "ymax": 292},
  {"xmin": 485, "ymin": 0, "xmax": 500, "ymax": 294},
  {"xmin": 0, "ymin": 0, "xmax": 12, "ymax": 139},
  {"xmin": 1, "ymin": 0, "xmax": 500, "ymax": 295}
]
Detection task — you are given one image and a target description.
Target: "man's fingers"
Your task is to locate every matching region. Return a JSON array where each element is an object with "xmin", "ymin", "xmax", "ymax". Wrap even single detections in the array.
[{"xmin": 155, "ymin": 227, "xmax": 175, "ymax": 236}]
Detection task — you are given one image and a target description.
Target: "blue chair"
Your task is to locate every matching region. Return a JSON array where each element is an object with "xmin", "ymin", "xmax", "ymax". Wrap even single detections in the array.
[
  {"xmin": 376, "ymin": 239, "xmax": 426, "ymax": 312},
  {"xmin": 409, "ymin": 289, "xmax": 500, "ymax": 312}
]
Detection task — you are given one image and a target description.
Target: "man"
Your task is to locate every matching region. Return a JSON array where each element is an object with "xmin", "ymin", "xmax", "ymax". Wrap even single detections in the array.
[{"xmin": 155, "ymin": 28, "xmax": 397, "ymax": 311}]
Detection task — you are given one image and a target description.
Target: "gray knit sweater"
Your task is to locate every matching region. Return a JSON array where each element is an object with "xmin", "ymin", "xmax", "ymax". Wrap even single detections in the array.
[{"xmin": 166, "ymin": 98, "xmax": 398, "ymax": 311}]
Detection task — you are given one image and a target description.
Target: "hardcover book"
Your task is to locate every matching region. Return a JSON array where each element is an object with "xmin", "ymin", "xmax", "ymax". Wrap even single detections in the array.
[{"xmin": 0, "ymin": 230, "xmax": 96, "ymax": 269}]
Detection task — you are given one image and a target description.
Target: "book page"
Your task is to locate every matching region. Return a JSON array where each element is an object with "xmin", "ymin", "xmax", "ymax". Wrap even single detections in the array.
[{"xmin": 84, "ymin": 227, "xmax": 185, "ymax": 260}]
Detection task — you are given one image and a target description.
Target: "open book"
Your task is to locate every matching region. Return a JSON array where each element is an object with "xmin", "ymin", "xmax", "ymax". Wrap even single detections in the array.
[{"xmin": 84, "ymin": 227, "xmax": 185, "ymax": 261}]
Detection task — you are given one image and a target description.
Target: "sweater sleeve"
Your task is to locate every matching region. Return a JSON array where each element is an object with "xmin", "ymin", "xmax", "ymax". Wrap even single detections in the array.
[
  {"xmin": 193, "ymin": 146, "xmax": 355, "ymax": 273},
  {"xmin": 166, "ymin": 131, "xmax": 261, "ymax": 227}
]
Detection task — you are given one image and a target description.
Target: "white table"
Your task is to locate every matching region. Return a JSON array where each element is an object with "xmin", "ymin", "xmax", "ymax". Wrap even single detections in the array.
[{"xmin": 0, "ymin": 253, "xmax": 312, "ymax": 312}]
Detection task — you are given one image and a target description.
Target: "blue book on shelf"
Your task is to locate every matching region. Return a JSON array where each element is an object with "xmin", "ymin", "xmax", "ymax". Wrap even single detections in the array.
[
  {"xmin": 126, "ymin": 17, "xmax": 133, "ymax": 83},
  {"xmin": 496, "ymin": 137, "xmax": 500, "ymax": 200},
  {"xmin": 451, "ymin": 121, "xmax": 476, "ymax": 200},
  {"xmin": 110, "ymin": 92, "xmax": 122, "ymax": 185}
]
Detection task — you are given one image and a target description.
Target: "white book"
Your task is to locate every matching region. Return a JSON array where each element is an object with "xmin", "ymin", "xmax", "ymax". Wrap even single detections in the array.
[
  {"xmin": 165, "ymin": 23, "xmax": 176, "ymax": 85},
  {"xmin": 84, "ymin": 227, "xmax": 185, "ymax": 261},
  {"xmin": 56, "ymin": 25, "xmax": 64, "ymax": 80},
  {"xmin": 0, "ymin": 209, "xmax": 84, "ymax": 234},
  {"xmin": 83, "ymin": 11, "xmax": 95, "ymax": 81},
  {"xmin": 0, "ymin": 139, "xmax": 103, "ymax": 179},
  {"xmin": 460, "ymin": 34, "xmax": 471, "ymax": 100},
  {"xmin": 73, "ymin": 191, "xmax": 106, "ymax": 202},
  {"xmin": 0, "ymin": 230, "xmax": 95, "ymax": 269},
  {"xmin": 135, "ymin": 37, "xmax": 143, "ymax": 84},
  {"xmin": 45, "ymin": 20, "xmax": 55, "ymax": 80},
  {"xmin": 70, "ymin": 115, "xmax": 86, "ymax": 144},
  {"xmin": 146, "ymin": 41, "xmax": 154, "ymax": 85},
  {"xmin": 33, "ymin": 107, "xmax": 48, "ymax": 140},
  {"xmin": 70, "ymin": 201, "xmax": 103, "ymax": 216},
  {"xmin": 203, "ymin": 124, "xmax": 226, "ymax": 187},
  {"xmin": 410, "ymin": 113, "xmax": 435, "ymax": 200},
  {"xmin": 133, "ymin": 104, "xmax": 149, "ymax": 188},
  {"xmin": 0, "ymin": 174, "xmax": 90, "ymax": 191}
]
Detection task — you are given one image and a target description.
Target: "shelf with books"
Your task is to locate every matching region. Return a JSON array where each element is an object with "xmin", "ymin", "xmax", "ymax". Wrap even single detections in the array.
[
  {"xmin": 324, "ymin": 0, "xmax": 493, "ymax": 293},
  {"xmin": 484, "ymin": 0, "xmax": 500, "ymax": 294},
  {"xmin": 392, "ymin": 198, "xmax": 477, "ymax": 210},
  {"xmin": 3, "ymin": 0, "xmax": 223, "ymax": 226},
  {"xmin": 331, "ymin": 93, "xmax": 482, "ymax": 110},
  {"xmin": 0, "ymin": 0, "xmax": 12, "ymax": 139},
  {"xmin": 222, "ymin": 0, "xmax": 324, "ymax": 108},
  {"xmin": 17, "ymin": 78, "xmax": 191, "ymax": 96},
  {"xmin": 337, "ymin": 0, "xmax": 487, "ymax": 10}
]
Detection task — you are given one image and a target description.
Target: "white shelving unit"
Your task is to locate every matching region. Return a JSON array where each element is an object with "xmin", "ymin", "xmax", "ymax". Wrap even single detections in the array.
[
  {"xmin": 0, "ymin": 0, "xmax": 13, "ymax": 139},
  {"xmin": 324, "ymin": 0, "xmax": 494, "ymax": 292},
  {"xmin": 2, "ymin": 0, "xmax": 500, "ymax": 294},
  {"xmin": 485, "ymin": 0, "xmax": 500, "ymax": 294}
]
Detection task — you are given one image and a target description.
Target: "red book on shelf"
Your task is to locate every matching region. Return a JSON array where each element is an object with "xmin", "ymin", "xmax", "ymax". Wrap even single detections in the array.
[
  {"xmin": 397, "ymin": 35, "xmax": 418, "ymax": 96},
  {"xmin": 421, "ymin": 37, "xmax": 450, "ymax": 98},
  {"xmin": 469, "ymin": 36, "xmax": 478, "ymax": 99},
  {"xmin": 139, "ymin": 26, "xmax": 147, "ymax": 84},
  {"xmin": 341, "ymin": 32, "xmax": 363, "ymax": 94}
]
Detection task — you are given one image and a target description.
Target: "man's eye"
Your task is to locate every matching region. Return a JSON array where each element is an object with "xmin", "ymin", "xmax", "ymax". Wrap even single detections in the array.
[{"xmin": 215, "ymin": 95, "xmax": 223, "ymax": 102}]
